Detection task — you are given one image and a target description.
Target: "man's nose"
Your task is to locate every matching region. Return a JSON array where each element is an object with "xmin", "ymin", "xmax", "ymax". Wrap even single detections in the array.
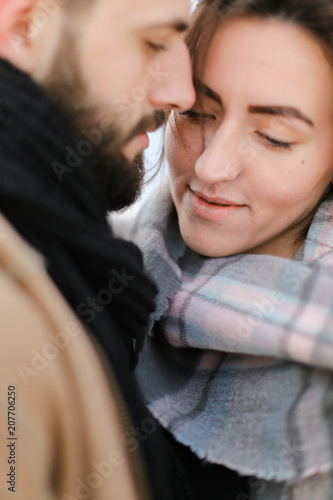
[
  {"xmin": 194, "ymin": 127, "xmax": 242, "ymax": 185},
  {"xmin": 148, "ymin": 43, "xmax": 195, "ymax": 111}
]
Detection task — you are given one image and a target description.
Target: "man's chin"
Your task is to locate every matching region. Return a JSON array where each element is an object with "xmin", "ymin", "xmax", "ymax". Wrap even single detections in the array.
[{"xmin": 91, "ymin": 151, "xmax": 144, "ymax": 213}]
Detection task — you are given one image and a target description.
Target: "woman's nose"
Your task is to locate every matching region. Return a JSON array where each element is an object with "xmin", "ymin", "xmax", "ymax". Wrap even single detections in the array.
[{"xmin": 194, "ymin": 128, "xmax": 242, "ymax": 185}]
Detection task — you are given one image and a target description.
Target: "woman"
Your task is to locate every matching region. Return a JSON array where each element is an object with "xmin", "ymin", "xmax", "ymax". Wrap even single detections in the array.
[{"xmin": 130, "ymin": 0, "xmax": 333, "ymax": 498}]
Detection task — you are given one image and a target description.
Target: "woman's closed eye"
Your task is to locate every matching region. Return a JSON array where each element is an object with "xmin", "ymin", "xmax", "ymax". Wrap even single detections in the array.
[{"xmin": 255, "ymin": 131, "xmax": 294, "ymax": 151}]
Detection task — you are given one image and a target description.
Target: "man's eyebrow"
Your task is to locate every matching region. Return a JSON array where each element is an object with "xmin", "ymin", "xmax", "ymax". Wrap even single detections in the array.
[
  {"xmin": 195, "ymin": 80, "xmax": 222, "ymax": 105},
  {"xmin": 248, "ymin": 105, "xmax": 315, "ymax": 128},
  {"xmin": 142, "ymin": 20, "xmax": 189, "ymax": 33}
]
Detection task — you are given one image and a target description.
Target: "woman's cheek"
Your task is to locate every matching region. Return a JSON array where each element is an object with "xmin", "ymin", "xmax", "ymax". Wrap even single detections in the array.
[
  {"xmin": 166, "ymin": 120, "xmax": 204, "ymax": 175},
  {"xmin": 166, "ymin": 135, "xmax": 193, "ymax": 180}
]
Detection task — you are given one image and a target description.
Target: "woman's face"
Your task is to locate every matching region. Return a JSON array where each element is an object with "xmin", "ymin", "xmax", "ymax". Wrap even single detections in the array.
[{"xmin": 166, "ymin": 17, "xmax": 333, "ymax": 258}]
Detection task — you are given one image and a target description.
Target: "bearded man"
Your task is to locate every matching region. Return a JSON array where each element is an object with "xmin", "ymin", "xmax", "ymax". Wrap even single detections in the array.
[{"xmin": 0, "ymin": 0, "xmax": 195, "ymax": 498}]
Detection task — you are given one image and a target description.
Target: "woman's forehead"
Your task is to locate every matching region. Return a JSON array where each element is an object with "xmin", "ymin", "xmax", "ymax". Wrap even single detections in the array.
[{"xmin": 200, "ymin": 17, "xmax": 333, "ymax": 122}]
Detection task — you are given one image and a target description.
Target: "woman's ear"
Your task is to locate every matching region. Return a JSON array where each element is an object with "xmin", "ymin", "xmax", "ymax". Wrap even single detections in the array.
[{"xmin": 0, "ymin": 0, "xmax": 37, "ymax": 74}]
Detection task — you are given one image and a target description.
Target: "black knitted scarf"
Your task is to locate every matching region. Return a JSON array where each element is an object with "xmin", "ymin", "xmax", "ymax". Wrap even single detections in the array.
[
  {"xmin": 0, "ymin": 57, "xmax": 157, "ymax": 352},
  {"xmin": 0, "ymin": 58, "xmax": 177, "ymax": 498}
]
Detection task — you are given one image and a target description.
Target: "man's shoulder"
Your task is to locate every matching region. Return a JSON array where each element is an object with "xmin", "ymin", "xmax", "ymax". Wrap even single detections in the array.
[
  {"xmin": 0, "ymin": 215, "xmax": 82, "ymax": 361},
  {"xmin": 0, "ymin": 216, "xmax": 142, "ymax": 500},
  {"xmin": 0, "ymin": 216, "xmax": 50, "ymax": 338}
]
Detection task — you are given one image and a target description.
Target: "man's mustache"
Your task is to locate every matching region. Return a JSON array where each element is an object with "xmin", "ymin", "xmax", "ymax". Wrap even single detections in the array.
[{"xmin": 126, "ymin": 110, "xmax": 166, "ymax": 143}]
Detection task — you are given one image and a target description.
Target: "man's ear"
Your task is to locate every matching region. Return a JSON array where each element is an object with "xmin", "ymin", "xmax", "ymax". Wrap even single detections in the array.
[{"xmin": 0, "ymin": 0, "xmax": 36, "ymax": 73}]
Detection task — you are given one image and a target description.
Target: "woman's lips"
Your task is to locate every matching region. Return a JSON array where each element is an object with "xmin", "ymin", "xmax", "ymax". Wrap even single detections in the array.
[{"xmin": 187, "ymin": 187, "xmax": 246, "ymax": 222}]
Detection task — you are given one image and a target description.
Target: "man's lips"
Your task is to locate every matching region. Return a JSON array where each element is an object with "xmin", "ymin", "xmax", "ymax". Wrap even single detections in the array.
[
  {"xmin": 136, "ymin": 132, "xmax": 150, "ymax": 149},
  {"xmin": 188, "ymin": 187, "xmax": 246, "ymax": 222},
  {"xmin": 134, "ymin": 125, "xmax": 161, "ymax": 150}
]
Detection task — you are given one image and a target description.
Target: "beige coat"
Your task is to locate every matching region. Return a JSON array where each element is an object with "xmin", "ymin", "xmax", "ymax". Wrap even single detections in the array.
[{"xmin": 0, "ymin": 214, "xmax": 148, "ymax": 500}]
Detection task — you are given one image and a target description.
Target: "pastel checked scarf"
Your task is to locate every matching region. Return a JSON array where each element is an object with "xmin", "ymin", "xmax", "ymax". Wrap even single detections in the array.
[{"xmin": 131, "ymin": 182, "xmax": 333, "ymax": 499}]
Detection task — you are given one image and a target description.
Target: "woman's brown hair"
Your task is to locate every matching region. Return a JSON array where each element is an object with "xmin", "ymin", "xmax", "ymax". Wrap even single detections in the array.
[{"xmin": 187, "ymin": 0, "xmax": 333, "ymax": 87}]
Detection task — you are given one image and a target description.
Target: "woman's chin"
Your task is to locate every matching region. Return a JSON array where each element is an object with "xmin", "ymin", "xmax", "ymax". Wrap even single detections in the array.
[{"xmin": 180, "ymin": 227, "xmax": 237, "ymax": 258}]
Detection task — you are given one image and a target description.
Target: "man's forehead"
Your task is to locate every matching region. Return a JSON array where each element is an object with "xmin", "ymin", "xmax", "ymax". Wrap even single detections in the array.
[{"xmin": 126, "ymin": 0, "xmax": 191, "ymax": 31}]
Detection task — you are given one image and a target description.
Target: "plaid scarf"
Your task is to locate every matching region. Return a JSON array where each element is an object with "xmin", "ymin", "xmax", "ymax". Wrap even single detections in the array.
[{"xmin": 131, "ymin": 182, "xmax": 333, "ymax": 499}]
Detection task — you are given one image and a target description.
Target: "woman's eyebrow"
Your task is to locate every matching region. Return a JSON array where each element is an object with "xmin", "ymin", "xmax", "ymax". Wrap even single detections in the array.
[
  {"xmin": 192, "ymin": 83, "xmax": 314, "ymax": 129},
  {"xmin": 248, "ymin": 105, "xmax": 315, "ymax": 128},
  {"xmin": 194, "ymin": 80, "xmax": 222, "ymax": 105}
]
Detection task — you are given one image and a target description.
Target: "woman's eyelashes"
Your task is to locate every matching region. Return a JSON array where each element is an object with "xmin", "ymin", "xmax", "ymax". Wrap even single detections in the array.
[
  {"xmin": 178, "ymin": 111, "xmax": 295, "ymax": 151},
  {"xmin": 254, "ymin": 131, "xmax": 294, "ymax": 151}
]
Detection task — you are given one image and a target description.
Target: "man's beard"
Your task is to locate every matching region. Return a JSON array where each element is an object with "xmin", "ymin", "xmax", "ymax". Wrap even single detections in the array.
[{"xmin": 42, "ymin": 29, "xmax": 165, "ymax": 212}]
